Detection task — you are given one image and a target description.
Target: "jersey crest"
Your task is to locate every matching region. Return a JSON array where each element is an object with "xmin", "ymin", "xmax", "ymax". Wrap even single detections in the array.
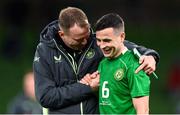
[{"xmin": 114, "ymin": 69, "xmax": 124, "ymax": 81}]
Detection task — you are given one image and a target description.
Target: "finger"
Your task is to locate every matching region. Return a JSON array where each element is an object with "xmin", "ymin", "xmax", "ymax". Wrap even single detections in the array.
[
  {"xmin": 94, "ymin": 71, "xmax": 99, "ymax": 76},
  {"xmin": 91, "ymin": 71, "xmax": 99, "ymax": 79},
  {"xmin": 143, "ymin": 64, "xmax": 150, "ymax": 71},
  {"xmin": 81, "ymin": 74, "xmax": 92, "ymax": 84},
  {"xmin": 94, "ymin": 71, "xmax": 99, "ymax": 75},
  {"xmin": 90, "ymin": 73, "xmax": 96, "ymax": 78},
  {"xmin": 95, "ymin": 71, "xmax": 99, "ymax": 75},
  {"xmin": 135, "ymin": 63, "xmax": 145, "ymax": 73},
  {"xmin": 83, "ymin": 75, "xmax": 92, "ymax": 83},
  {"xmin": 90, "ymin": 77, "xmax": 100, "ymax": 88},
  {"xmin": 94, "ymin": 75, "xmax": 100, "ymax": 81},
  {"xmin": 80, "ymin": 79, "xmax": 89, "ymax": 85},
  {"xmin": 146, "ymin": 69, "xmax": 154, "ymax": 75},
  {"xmin": 84, "ymin": 73, "xmax": 90, "ymax": 77},
  {"xmin": 144, "ymin": 68, "xmax": 152, "ymax": 74},
  {"xmin": 96, "ymin": 74, "xmax": 100, "ymax": 78},
  {"xmin": 143, "ymin": 64, "xmax": 155, "ymax": 74}
]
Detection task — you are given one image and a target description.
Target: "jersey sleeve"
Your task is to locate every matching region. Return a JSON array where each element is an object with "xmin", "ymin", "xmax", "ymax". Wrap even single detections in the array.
[{"xmin": 127, "ymin": 65, "xmax": 150, "ymax": 98}]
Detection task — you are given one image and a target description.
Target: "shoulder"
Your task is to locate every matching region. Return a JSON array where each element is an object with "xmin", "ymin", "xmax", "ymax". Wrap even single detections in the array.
[
  {"xmin": 125, "ymin": 51, "xmax": 149, "ymax": 78},
  {"xmin": 120, "ymin": 50, "xmax": 139, "ymax": 68},
  {"xmin": 121, "ymin": 51, "xmax": 148, "ymax": 76},
  {"xmin": 34, "ymin": 42, "xmax": 55, "ymax": 64},
  {"xmin": 36, "ymin": 43, "xmax": 51, "ymax": 54}
]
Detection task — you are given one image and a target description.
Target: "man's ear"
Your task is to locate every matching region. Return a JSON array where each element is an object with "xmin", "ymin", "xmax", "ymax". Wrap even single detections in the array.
[
  {"xmin": 120, "ymin": 32, "xmax": 125, "ymax": 41},
  {"xmin": 58, "ymin": 30, "xmax": 64, "ymax": 38}
]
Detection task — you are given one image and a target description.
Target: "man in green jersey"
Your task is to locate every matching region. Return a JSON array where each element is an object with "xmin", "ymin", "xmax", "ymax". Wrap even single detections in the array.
[{"xmin": 94, "ymin": 13, "xmax": 150, "ymax": 114}]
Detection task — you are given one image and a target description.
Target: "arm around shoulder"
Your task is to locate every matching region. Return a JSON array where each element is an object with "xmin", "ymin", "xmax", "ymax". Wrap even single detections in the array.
[{"xmin": 124, "ymin": 40, "xmax": 160, "ymax": 64}]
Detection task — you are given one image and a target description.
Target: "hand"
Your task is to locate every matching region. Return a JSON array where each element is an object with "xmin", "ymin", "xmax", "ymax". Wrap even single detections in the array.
[
  {"xmin": 79, "ymin": 73, "xmax": 91, "ymax": 85},
  {"xmin": 80, "ymin": 71, "xmax": 100, "ymax": 91},
  {"xmin": 90, "ymin": 71, "xmax": 99, "ymax": 79},
  {"xmin": 89, "ymin": 73, "xmax": 100, "ymax": 91},
  {"xmin": 135, "ymin": 55, "xmax": 156, "ymax": 75}
]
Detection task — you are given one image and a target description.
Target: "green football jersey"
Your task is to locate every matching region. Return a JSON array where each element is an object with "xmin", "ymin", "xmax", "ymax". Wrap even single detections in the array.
[{"xmin": 98, "ymin": 50, "xmax": 150, "ymax": 114}]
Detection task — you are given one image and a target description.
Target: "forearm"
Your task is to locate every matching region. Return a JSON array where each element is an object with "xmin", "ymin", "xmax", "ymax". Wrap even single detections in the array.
[
  {"xmin": 132, "ymin": 96, "xmax": 149, "ymax": 114},
  {"xmin": 34, "ymin": 56, "xmax": 93, "ymax": 108},
  {"xmin": 38, "ymin": 83, "xmax": 92, "ymax": 108},
  {"xmin": 136, "ymin": 106, "xmax": 149, "ymax": 115}
]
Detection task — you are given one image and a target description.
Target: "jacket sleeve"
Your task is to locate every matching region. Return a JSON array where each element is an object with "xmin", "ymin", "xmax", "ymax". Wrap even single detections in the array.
[
  {"xmin": 33, "ymin": 43, "xmax": 93, "ymax": 109},
  {"xmin": 124, "ymin": 40, "xmax": 160, "ymax": 64}
]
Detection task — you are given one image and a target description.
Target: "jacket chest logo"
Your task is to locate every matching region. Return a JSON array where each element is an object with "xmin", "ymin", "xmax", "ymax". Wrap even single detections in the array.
[
  {"xmin": 54, "ymin": 55, "xmax": 62, "ymax": 63},
  {"xmin": 86, "ymin": 48, "xmax": 95, "ymax": 59}
]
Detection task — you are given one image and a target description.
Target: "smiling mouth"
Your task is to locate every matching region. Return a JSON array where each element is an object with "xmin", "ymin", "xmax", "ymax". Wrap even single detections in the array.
[{"xmin": 102, "ymin": 47, "xmax": 111, "ymax": 54}]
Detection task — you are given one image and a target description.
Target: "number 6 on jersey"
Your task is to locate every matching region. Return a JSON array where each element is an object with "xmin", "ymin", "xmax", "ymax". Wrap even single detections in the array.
[{"xmin": 102, "ymin": 81, "xmax": 109, "ymax": 98}]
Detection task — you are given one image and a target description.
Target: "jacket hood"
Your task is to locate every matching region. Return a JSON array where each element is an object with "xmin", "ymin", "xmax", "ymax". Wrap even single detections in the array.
[{"xmin": 40, "ymin": 20, "xmax": 60, "ymax": 48}]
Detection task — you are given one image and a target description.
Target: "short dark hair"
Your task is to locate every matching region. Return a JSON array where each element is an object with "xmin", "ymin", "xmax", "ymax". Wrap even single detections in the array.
[
  {"xmin": 59, "ymin": 7, "xmax": 90, "ymax": 33},
  {"xmin": 95, "ymin": 13, "xmax": 124, "ymax": 33}
]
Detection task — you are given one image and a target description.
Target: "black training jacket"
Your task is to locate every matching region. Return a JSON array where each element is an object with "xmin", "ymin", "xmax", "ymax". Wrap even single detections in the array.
[{"xmin": 33, "ymin": 20, "xmax": 160, "ymax": 114}]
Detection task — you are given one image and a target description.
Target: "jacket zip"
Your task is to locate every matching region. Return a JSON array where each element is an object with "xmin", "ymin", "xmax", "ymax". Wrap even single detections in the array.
[
  {"xmin": 76, "ymin": 41, "xmax": 93, "ymax": 115},
  {"xmin": 77, "ymin": 41, "xmax": 93, "ymax": 74},
  {"xmin": 53, "ymin": 39, "xmax": 93, "ymax": 114},
  {"xmin": 53, "ymin": 39, "xmax": 77, "ymax": 75}
]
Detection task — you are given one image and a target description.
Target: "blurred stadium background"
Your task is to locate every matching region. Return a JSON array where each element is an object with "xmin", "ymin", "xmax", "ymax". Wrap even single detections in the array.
[{"xmin": 0, "ymin": 0, "xmax": 180, "ymax": 113}]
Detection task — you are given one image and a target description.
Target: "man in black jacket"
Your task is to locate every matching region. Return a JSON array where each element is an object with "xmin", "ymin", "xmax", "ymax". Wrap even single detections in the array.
[{"xmin": 33, "ymin": 7, "xmax": 160, "ymax": 114}]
